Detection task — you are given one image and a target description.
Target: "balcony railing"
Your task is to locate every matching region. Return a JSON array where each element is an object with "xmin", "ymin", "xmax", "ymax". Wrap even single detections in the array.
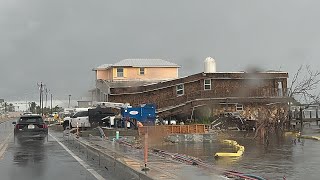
[{"xmin": 157, "ymin": 88, "xmax": 287, "ymax": 109}]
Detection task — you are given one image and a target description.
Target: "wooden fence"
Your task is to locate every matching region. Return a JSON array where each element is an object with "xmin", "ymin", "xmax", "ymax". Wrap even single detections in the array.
[{"xmin": 138, "ymin": 124, "xmax": 206, "ymax": 136}]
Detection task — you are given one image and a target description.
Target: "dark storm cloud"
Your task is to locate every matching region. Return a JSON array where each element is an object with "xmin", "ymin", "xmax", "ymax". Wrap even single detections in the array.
[{"xmin": 1, "ymin": 0, "xmax": 320, "ymax": 100}]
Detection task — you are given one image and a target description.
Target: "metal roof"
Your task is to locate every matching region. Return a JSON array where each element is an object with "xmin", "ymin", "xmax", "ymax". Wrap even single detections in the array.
[
  {"xmin": 113, "ymin": 59, "xmax": 180, "ymax": 68},
  {"xmin": 93, "ymin": 64, "xmax": 112, "ymax": 70}
]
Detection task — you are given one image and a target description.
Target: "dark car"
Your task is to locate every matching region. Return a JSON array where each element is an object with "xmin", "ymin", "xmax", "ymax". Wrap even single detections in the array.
[{"xmin": 13, "ymin": 115, "xmax": 48, "ymax": 141}]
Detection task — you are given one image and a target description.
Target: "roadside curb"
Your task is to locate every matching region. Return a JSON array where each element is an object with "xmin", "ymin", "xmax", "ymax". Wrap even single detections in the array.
[
  {"xmin": 0, "ymin": 118, "xmax": 13, "ymax": 124},
  {"xmin": 66, "ymin": 133, "xmax": 157, "ymax": 180}
]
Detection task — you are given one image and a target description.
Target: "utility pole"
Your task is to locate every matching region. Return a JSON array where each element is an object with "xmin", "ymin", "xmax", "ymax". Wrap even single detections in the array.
[
  {"xmin": 51, "ymin": 94, "xmax": 53, "ymax": 115},
  {"xmin": 38, "ymin": 82, "xmax": 43, "ymax": 116},
  {"xmin": 316, "ymin": 106, "xmax": 319, "ymax": 126},
  {"xmin": 300, "ymin": 107, "xmax": 303, "ymax": 133},
  {"xmin": 45, "ymin": 88, "xmax": 48, "ymax": 108},
  {"xmin": 42, "ymin": 87, "xmax": 44, "ymax": 116},
  {"xmin": 38, "ymin": 82, "xmax": 46, "ymax": 116},
  {"xmin": 68, "ymin": 95, "xmax": 71, "ymax": 108}
]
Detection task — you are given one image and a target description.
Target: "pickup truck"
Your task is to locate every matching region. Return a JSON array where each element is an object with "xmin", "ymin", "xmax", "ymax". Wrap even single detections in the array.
[{"xmin": 63, "ymin": 110, "xmax": 91, "ymax": 129}]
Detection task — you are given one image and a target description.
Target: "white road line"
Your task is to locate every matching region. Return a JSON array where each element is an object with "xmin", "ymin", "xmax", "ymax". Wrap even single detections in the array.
[
  {"xmin": 0, "ymin": 133, "xmax": 12, "ymax": 150},
  {"xmin": 0, "ymin": 133, "xmax": 12, "ymax": 159},
  {"xmin": 0, "ymin": 144, "xmax": 8, "ymax": 160},
  {"xmin": 49, "ymin": 133, "xmax": 105, "ymax": 180}
]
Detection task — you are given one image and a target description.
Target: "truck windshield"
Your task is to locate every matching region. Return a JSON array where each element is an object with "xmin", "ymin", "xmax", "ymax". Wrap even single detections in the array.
[{"xmin": 74, "ymin": 111, "xmax": 89, "ymax": 117}]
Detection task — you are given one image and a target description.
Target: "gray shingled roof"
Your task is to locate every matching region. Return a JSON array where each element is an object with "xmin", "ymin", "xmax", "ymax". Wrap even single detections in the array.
[{"xmin": 113, "ymin": 59, "xmax": 180, "ymax": 67}]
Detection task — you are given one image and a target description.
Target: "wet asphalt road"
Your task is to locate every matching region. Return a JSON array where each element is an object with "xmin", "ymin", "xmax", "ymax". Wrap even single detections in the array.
[{"xmin": 0, "ymin": 120, "xmax": 103, "ymax": 180}]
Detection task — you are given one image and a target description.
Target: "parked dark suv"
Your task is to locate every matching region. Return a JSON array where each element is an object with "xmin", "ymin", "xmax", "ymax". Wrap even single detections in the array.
[{"xmin": 13, "ymin": 115, "xmax": 48, "ymax": 141}]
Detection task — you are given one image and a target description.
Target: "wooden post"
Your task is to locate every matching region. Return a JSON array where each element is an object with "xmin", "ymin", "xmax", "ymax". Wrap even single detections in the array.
[
  {"xmin": 179, "ymin": 126, "xmax": 182, "ymax": 134},
  {"xmin": 300, "ymin": 108, "xmax": 303, "ymax": 133},
  {"xmin": 310, "ymin": 111, "xmax": 312, "ymax": 119},
  {"xmin": 144, "ymin": 133, "xmax": 148, "ymax": 166},
  {"xmin": 76, "ymin": 122, "xmax": 79, "ymax": 138},
  {"xmin": 188, "ymin": 125, "xmax": 190, "ymax": 134},
  {"xmin": 316, "ymin": 107, "xmax": 319, "ymax": 126},
  {"xmin": 195, "ymin": 125, "xmax": 198, "ymax": 134},
  {"xmin": 142, "ymin": 133, "xmax": 149, "ymax": 172}
]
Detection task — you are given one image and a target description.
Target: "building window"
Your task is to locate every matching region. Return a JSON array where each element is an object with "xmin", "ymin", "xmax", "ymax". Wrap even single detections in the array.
[
  {"xmin": 176, "ymin": 84, "xmax": 184, "ymax": 96},
  {"xmin": 236, "ymin": 104, "xmax": 244, "ymax": 111},
  {"xmin": 139, "ymin": 67, "xmax": 145, "ymax": 75},
  {"xmin": 278, "ymin": 81, "xmax": 283, "ymax": 96},
  {"xmin": 117, "ymin": 68, "xmax": 124, "ymax": 77},
  {"xmin": 204, "ymin": 79, "xmax": 211, "ymax": 90}
]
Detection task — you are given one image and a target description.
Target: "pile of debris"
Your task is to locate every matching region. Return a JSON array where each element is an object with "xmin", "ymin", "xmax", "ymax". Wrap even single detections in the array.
[{"xmin": 211, "ymin": 112, "xmax": 256, "ymax": 131}]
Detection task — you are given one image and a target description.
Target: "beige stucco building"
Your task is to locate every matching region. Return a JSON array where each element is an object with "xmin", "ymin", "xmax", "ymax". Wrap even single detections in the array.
[
  {"xmin": 94, "ymin": 59, "xmax": 179, "ymax": 82},
  {"xmin": 92, "ymin": 59, "xmax": 180, "ymax": 101}
]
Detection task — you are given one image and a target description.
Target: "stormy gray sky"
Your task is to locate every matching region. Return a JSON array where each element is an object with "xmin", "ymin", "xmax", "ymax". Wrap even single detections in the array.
[{"xmin": 1, "ymin": 0, "xmax": 320, "ymax": 101}]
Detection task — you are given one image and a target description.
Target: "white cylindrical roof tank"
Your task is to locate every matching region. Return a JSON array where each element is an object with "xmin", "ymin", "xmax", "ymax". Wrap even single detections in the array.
[{"xmin": 204, "ymin": 57, "xmax": 216, "ymax": 73}]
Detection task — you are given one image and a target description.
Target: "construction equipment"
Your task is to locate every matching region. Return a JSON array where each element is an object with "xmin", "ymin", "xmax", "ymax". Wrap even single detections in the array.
[{"xmin": 121, "ymin": 104, "xmax": 156, "ymax": 126}]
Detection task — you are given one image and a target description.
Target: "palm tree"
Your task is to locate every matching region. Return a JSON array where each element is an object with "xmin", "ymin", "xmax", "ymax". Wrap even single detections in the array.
[
  {"xmin": 8, "ymin": 103, "xmax": 15, "ymax": 112},
  {"xmin": 30, "ymin": 102, "xmax": 37, "ymax": 113},
  {"xmin": 4, "ymin": 102, "xmax": 8, "ymax": 112}
]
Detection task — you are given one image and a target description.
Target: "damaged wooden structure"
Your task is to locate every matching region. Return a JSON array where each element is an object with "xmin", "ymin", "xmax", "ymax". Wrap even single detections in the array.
[{"xmin": 108, "ymin": 71, "xmax": 290, "ymax": 123}]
